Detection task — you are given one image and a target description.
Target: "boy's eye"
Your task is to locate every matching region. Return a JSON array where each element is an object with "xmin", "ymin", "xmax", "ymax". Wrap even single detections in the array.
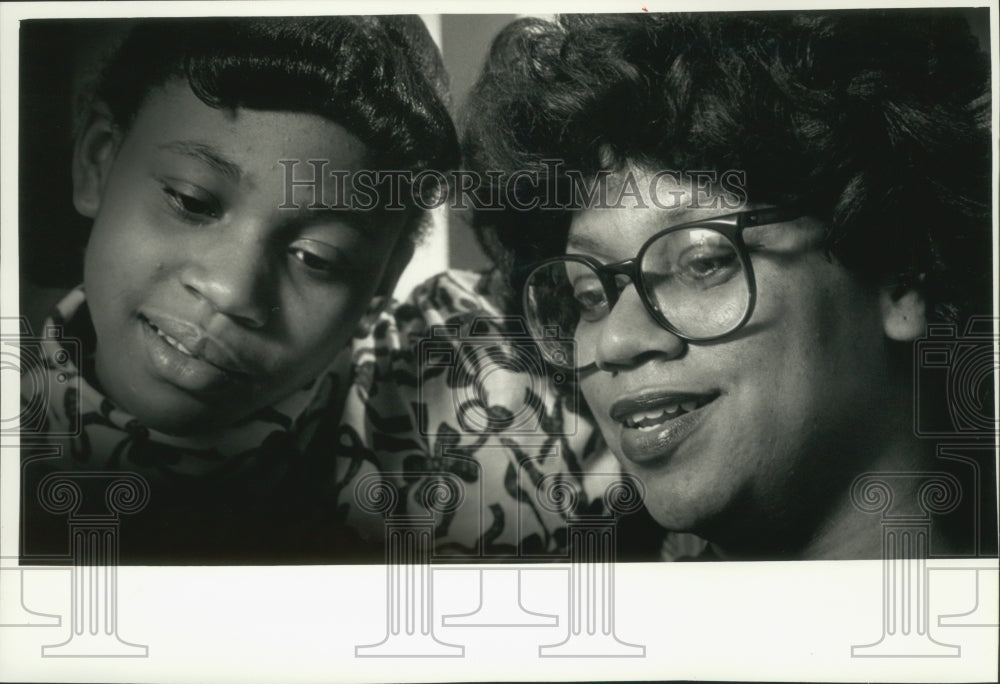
[
  {"xmin": 163, "ymin": 186, "xmax": 220, "ymax": 219},
  {"xmin": 288, "ymin": 239, "xmax": 347, "ymax": 278}
]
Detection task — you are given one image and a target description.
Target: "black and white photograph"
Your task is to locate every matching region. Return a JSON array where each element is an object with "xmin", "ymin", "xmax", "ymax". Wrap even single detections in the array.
[{"xmin": 1, "ymin": 2, "xmax": 997, "ymax": 682}]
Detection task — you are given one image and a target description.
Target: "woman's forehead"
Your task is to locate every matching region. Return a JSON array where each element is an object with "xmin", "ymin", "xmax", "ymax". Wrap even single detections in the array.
[{"xmin": 566, "ymin": 168, "xmax": 748, "ymax": 254}]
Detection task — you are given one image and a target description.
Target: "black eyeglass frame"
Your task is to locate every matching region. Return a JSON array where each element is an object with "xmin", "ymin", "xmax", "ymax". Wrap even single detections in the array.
[{"xmin": 520, "ymin": 206, "xmax": 805, "ymax": 364}]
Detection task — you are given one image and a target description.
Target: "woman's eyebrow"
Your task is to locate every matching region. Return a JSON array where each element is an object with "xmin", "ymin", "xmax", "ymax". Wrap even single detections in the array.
[
  {"xmin": 567, "ymin": 208, "xmax": 723, "ymax": 260},
  {"xmin": 565, "ymin": 233, "xmax": 610, "ymax": 255},
  {"xmin": 157, "ymin": 141, "xmax": 243, "ymax": 184}
]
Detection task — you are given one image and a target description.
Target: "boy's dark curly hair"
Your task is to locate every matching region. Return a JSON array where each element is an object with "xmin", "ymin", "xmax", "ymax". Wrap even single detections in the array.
[
  {"xmin": 463, "ymin": 11, "xmax": 992, "ymax": 325},
  {"xmin": 91, "ymin": 16, "xmax": 459, "ymax": 242}
]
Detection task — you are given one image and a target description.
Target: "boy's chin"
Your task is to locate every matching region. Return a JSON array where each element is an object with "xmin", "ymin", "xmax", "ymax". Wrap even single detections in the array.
[
  {"xmin": 130, "ymin": 402, "xmax": 243, "ymax": 438},
  {"xmin": 94, "ymin": 349, "xmax": 268, "ymax": 437},
  {"xmin": 110, "ymin": 382, "xmax": 257, "ymax": 438}
]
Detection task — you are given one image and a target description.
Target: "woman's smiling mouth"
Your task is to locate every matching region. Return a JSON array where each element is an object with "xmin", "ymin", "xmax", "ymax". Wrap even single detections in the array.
[
  {"xmin": 619, "ymin": 394, "xmax": 716, "ymax": 430},
  {"xmin": 610, "ymin": 391, "xmax": 719, "ymax": 464}
]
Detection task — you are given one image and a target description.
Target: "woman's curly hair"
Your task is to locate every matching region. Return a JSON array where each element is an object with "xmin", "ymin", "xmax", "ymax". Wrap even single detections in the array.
[{"xmin": 463, "ymin": 11, "xmax": 992, "ymax": 324}]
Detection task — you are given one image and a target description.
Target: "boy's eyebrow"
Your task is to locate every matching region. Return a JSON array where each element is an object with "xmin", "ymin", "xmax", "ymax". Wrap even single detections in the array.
[{"xmin": 157, "ymin": 141, "xmax": 243, "ymax": 183}]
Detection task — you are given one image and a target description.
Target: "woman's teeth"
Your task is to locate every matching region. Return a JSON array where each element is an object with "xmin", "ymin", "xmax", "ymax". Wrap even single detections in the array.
[{"xmin": 624, "ymin": 398, "xmax": 707, "ymax": 430}]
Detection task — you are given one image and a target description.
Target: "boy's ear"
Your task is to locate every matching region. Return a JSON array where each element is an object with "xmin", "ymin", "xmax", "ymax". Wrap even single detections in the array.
[
  {"xmin": 72, "ymin": 102, "xmax": 121, "ymax": 218},
  {"xmin": 880, "ymin": 280, "xmax": 927, "ymax": 342},
  {"xmin": 374, "ymin": 229, "xmax": 417, "ymax": 298}
]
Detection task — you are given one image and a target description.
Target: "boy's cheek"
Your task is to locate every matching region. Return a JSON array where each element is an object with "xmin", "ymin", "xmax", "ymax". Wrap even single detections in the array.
[{"xmin": 259, "ymin": 296, "xmax": 356, "ymax": 366}]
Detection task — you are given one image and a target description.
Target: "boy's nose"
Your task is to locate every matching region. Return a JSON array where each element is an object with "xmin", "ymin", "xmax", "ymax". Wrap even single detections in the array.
[
  {"xmin": 180, "ymin": 236, "xmax": 273, "ymax": 328},
  {"xmin": 593, "ymin": 285, "xmax": 685, "ymax": 372}
]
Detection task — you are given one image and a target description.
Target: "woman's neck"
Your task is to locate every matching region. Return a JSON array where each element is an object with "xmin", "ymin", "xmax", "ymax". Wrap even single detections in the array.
[{"xmin": 711, "ymin": 388, "xmax": 949, "ymax": 561}]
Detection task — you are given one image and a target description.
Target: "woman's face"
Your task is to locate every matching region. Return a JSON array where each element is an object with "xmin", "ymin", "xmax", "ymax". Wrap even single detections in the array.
[{"xmin": 572, "ymin": 170, "xmax": 901, "ymax": 548}]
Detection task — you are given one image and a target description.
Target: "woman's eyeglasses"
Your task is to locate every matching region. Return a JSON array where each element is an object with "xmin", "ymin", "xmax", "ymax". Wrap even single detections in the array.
[{"xmin": 521, "ymin": 207, "xmax": 804, "ymax": 370}]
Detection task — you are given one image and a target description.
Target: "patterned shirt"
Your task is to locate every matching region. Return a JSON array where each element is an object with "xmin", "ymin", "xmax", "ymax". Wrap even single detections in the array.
[{"xmin": 18, "ymin": 270, "xmax": 623, "ymax": 564}]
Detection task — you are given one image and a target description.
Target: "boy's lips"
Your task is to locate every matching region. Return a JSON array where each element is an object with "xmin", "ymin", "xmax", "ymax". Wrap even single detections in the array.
[
  {"xmin": 138, "ymin": 312, "xmax": 256, "ymax": 391},
  {"xmin": 609, "ymin": 389, "xmax": 719, "ymax": 465}
]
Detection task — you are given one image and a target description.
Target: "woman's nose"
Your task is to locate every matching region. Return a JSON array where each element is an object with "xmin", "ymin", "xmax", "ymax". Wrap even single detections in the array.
[{"xmin": 593, "ymin": 284, "xmax": 685, "ymax": 372}]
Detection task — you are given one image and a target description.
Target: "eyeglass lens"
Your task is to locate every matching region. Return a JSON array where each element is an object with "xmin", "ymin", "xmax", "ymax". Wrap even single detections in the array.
[{"xmin": 524, "ymin": 226, "xmax": 751, "ymax": 369}]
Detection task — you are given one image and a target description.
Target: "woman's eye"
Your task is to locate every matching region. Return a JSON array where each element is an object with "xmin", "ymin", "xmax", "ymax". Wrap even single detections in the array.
[
  {"xmin": 688, "ymin": 255, "xmax": 729, "ymax": 274},
  {"xmin": 679, "ymin": 249, "xmax": 740, "ymax": 284},
  {"xmin": 163, "ymin": 187, "xmax": 220, "ymax": 219},
  {"xmin": 573, "ymin": 285, "xmax": 609, "ymax": 321}
]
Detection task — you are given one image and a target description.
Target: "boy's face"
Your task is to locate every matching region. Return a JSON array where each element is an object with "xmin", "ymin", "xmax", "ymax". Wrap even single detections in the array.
[{"xmin": 75, "ymin": 80, "xmax": 411, "ymax": 435}]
